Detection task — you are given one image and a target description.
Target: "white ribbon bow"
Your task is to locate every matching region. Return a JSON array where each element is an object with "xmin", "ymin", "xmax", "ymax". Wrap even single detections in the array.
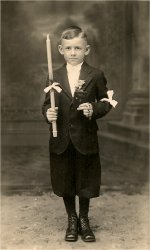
[
  {"xmin": 101, "ymin": 90, "xmax": 118, "ymax": 108},
  {"xmin": 44, "ymin": 82, "xmax": 62, "ymax": 93}
]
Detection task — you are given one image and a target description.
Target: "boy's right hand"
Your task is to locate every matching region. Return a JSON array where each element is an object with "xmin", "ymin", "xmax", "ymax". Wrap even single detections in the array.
[{"xmin": 46, "ymin": 107, "xmax": 58, "ymax": 122}]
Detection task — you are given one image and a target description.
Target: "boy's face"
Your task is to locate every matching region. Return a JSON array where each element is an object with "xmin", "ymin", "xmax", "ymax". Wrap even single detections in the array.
[{"xmin": 58, "ymin": 37, "xmax": 90, "ymax": 66}]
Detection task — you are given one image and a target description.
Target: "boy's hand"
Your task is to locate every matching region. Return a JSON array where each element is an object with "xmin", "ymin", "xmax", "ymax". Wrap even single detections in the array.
[
  {"xmin": 77, "ymin": 103, "xmax": 93, "ymax": 119},
  {"xmin": 46, "ymin": 107, "xmax": 58, "ymax": 122}
]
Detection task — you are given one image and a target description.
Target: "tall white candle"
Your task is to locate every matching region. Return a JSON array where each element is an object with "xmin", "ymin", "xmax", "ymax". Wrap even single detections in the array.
[
  {"xmin": 46, "ymin": 34, "xmax": 57, "ymax": 137},
  {"xmin": 46, "ymin": 34, "xmax": 53, "ymax": 80}
]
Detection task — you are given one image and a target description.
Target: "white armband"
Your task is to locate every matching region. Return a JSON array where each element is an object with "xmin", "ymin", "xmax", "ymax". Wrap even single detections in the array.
[{"xmin": 101, "ymin": 90, "xmax": 118, "ymax": 108}]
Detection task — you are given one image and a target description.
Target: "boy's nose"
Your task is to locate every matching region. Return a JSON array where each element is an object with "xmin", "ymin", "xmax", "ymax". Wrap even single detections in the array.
[{"xmin": 71, "ymin": 48, "xmax": 76, "ymax": 56}]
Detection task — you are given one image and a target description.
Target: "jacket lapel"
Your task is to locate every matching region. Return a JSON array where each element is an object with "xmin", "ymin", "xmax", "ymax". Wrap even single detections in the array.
[
  {"xmin": 79, "ymin": 61, "xmax": 93, "ymax": 90},
  {"xmin": 58, "ymin": 64, "xmax": 72, "ymax": 99}
]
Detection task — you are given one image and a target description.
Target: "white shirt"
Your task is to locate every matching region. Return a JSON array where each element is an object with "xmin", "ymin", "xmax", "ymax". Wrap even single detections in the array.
[{"xmin": 66, "ymin": 62, "xmax": 83, "ymax": 96}]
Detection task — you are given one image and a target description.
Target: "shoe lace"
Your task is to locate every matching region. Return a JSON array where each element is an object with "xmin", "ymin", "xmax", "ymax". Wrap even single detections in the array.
[
  {"xmin": 79, "ymin": 216, "xmax": 91, "ymax": 231},
  {"xmin": 68, "ymin": 215, "xmax": 77, "ymax": 230}
]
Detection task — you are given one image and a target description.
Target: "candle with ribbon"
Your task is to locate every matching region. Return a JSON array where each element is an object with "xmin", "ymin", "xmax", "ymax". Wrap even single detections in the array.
[{"xmin": 46, "ymin": 34, "xmax": 61, "ymax": 137}]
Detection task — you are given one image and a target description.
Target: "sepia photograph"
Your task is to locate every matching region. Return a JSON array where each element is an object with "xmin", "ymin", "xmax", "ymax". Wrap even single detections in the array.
[{"xmin": 1, "ymin": 0, "xmax": 149, "ymax": 249}]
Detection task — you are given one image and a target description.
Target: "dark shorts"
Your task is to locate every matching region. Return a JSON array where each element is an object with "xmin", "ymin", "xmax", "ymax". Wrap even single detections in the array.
[{"xmin": 49, "ymin": 140, "xmax": 101, "ymax": 198}]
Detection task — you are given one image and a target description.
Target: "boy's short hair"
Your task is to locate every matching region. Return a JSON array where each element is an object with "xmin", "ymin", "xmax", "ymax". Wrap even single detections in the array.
[{"xmin": 60, "ymin": 26, "xmax": 88, "ymax": 42}]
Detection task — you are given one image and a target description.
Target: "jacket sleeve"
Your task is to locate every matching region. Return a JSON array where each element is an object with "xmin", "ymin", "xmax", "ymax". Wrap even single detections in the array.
[
  {"xmin": 91, "ymin": 71, "xmax": 112, "ymax": 119},
  {"xmin": 42, "ymin": 76, "xmax": 51, "ymax": 124}
]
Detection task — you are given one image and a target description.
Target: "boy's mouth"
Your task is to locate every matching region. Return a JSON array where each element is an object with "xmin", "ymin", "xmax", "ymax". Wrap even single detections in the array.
[{"xmin": 69, "ymin": 59, "xmax": 78, "ymax": 62}]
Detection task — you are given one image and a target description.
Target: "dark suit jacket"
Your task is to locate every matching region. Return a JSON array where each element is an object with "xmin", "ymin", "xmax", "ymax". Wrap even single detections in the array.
[{"xmin": 42, "ymin": 61, "xmax": 112, "ymax": 155}]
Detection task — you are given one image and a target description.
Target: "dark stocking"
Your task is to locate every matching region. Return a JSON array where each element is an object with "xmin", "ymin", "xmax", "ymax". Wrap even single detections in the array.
[
  {"xmin": 79, "ymin": 197, "xmax": 90, "ymax": 217},
  {"xmin": 63, "ymin": 196, "xmax": 77, "ymax": 217}
]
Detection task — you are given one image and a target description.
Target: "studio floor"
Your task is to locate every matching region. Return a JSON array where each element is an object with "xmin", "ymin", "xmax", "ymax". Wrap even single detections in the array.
[{"xmin": 1, "ymin": 187, "xmax": 149, "ymax": 250}]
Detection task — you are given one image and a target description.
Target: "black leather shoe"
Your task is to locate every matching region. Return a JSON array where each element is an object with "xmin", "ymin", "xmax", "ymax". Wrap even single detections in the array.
[
  {"xmin": 79, "ymin": 216, "xmax": 96, "ymax": 242},
  {"xmin": 65, "ymin": 215, "xmax": 78, "ymax": 242}
]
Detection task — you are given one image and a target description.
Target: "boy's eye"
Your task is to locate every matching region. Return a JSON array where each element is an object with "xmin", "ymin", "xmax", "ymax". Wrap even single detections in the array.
[{"xmin": 65, "ymin": 47, "xmax": 81, "ymax": 50}]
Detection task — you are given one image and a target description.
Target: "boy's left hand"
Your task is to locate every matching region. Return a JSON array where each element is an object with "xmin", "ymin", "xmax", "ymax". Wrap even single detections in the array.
[{"xmin": 77, "ymin": 103, "xmax": 93, "ymax": 119}]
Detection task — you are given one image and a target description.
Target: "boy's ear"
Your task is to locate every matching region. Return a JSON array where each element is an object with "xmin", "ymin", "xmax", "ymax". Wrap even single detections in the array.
[
  {"xmin": 58, "ymin": 45, "xmax": 64, "ymax": 55},
  {"xmin": 85, "ymin": 45, "xmax": 90, "ymax": 55}
]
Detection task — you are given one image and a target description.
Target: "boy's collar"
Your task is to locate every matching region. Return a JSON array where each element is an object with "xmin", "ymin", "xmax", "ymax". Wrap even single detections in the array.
[{"xmin": 66, "ymin": 61, "xmax": 84, "ymax": 71}]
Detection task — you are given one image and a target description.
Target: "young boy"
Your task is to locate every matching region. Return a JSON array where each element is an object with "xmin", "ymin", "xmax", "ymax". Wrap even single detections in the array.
[{"xmin": 42, "ymin": 26, "xmax": 114, "ymax": 242}]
